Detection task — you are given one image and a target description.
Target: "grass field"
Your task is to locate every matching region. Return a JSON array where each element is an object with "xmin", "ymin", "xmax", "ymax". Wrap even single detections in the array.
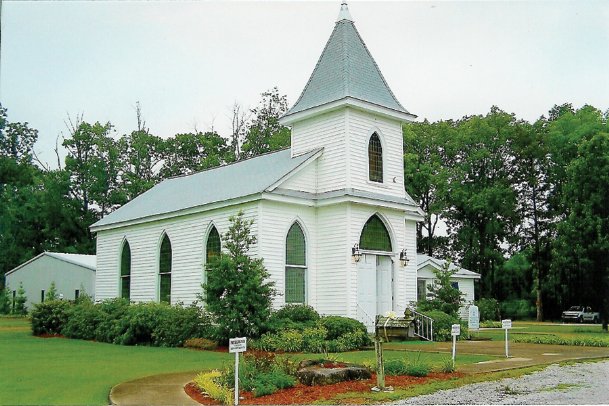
[
  {"xmin": 475, "ymin": 321, "xmax": 609, "ymax": 342},
  {"xmin": 0, "ymin": 317, "xmax": 496, "ymax": 405}
]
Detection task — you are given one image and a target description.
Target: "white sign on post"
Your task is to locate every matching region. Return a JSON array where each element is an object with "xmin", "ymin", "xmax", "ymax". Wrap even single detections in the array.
[
  {"xmin": 451, "ymin": 324, "xmax": 460, "ymax": 364},
  {"xmin": 229, "ymin": 337, "xmax": 247, "ymax": 405},
  {"xmin": 502, "ymin": 319, "xmax": 512, "ymax": 358},
  {"xmin": 468, "ymin": 305, "xmax": 480, "ymax": 330}
]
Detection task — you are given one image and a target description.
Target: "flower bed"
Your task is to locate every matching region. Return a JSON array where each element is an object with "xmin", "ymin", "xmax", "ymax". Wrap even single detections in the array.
[{"xmin": 185, "ymin": 372, "xmax": 462, "ymax": 405}]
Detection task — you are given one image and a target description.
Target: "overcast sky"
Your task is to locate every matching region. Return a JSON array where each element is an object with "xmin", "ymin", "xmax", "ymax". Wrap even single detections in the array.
[{"xmin": 2, "ymin": 1, "xmax": 609, "ymax": 168}]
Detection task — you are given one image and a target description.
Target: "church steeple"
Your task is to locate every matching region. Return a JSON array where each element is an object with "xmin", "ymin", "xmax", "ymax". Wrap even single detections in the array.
[
  {"xmin": 281, "ymin": 2, "xmax": 415, "ymax": 125},
  {"xmin": 337, "ymin": 1, "xmax": 353, "ymax": 22}
]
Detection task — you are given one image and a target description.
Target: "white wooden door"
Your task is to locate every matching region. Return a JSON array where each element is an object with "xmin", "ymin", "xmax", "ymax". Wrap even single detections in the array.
[
  {"xmin": 357, "ymin": 254, "xmax": 377, "ymax": 330},
  {"xmin": 376, "ymin": 256, "xmax": 393, "ymax": 315}
]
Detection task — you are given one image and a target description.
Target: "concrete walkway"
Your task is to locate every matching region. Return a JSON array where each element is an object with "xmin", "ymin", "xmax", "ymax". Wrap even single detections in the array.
[{"xmin": 109, "ymin": 342, "xmax": 609, "ymax": 405}]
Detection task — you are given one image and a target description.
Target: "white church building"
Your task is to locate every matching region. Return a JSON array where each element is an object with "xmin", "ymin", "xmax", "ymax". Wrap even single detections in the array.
[{"xmin": 91, "ymin": 3, "xmax": 423, "ymax": 330}]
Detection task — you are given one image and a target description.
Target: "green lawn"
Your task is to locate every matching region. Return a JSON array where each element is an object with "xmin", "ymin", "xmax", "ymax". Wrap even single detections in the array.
[
  {"xmin": 476, "ymin": 321, "xmax": 609, "ymax": 342},
  {"xmin": 0, "ymin": 317, "xmax": 232, "ymax": 405},
  {"xmin": 0, "ymin": 317, "xmax": 496, "ymax": 405}
]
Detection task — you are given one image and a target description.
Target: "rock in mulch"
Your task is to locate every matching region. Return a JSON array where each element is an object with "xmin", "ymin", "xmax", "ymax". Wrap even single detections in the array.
[{"xmin": 296, "ymin": 359, "xmax": 372, "ymax": 386}]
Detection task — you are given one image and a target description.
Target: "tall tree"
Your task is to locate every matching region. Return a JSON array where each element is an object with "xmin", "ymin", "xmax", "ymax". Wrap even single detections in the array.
[
  {"xmin": 119, "ymin": 129, "xmax": 165, "ymax": 200},
  {"xmin": 403, "ymin": 120, "xmax": 452, "ymax": 257},
  {"xmin": 160, "ymin": 131, "xmax": 231, "ymax": 178},
  {"xmin": 444, "ymin": 107, "xmax": 520, "ymax": 297},
  {"xmin": 241, "ymin": 87, "xmax": 291, "ymax": 158}
]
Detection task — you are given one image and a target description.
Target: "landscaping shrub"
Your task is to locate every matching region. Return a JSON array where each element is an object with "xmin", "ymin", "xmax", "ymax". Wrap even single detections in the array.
[
  {"xmin": 31, "ymin": 300, "xmax": 71, "ymax": 335},
  {"xmin": 220, "ymin": 350, "xmax": 296, "ymax": 397},
  {"xmin": 476, "ymin": 298, "xmax": 500, "ymax": 321},
  {"xmin": 62, "ymin": 297, "xmax": 103, "ymax": 340},
  {"xmin": 266, "ymin": 304, "xmax": 320, "ymax": 332},
  {"xmin": 512, "ymin": 334, "xmax": 609, "ymax": 347},
  {"xmin": 153, "ymin": 303, "xmax": 213, "ymax": 347},
  {"xmin": 318, "ymin": 315, "xmax": 368, "ymax": 340},
  {"xmin": 383, "ymin": 354, "xmax": 430, "ymax": 377},
  {"xmin": 439, "ymin": 356, "xmax": 455, "ymax": 373},
  {"xmin": 184, "ymin": 338, "xmax": 218, "ymax": 350},
  {"xmin": 93, "ymin": 298, "xmax": 131, "ymax": 343},
  {"xmin": 194, "ymin": 370, "xmax": 233, "ymax": 405},
  {"xmin": 423, "ymin": 310, "xmax": 462, "ymax": 342},
  {"xmin": 500, "ymin": 299, "xmax": 535, "ymax": 320},
  {"xmin": 301, "ymin": 326, "xmax": 327, "ymax": 353}
]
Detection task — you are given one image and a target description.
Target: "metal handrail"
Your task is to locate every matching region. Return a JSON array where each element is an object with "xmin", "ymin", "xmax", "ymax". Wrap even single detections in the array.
[
  {"xmin": 410, "ymin": 308, "xmax": 434, "ymax": 341},
  {"xmin": 356, "ymin": 304, "xmax": 376, "ymax": 332}
]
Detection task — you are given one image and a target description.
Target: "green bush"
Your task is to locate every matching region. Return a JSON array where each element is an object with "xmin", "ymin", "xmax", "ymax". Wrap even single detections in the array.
[
  {"xmin": 512, "ymin": 334, "xmax": 609, "ymax": 347},
  {"xmin": 500, "ymin": 299, "xmax": 535, "ymax": 320},
  {"xmin": 94, "ymin": 298, "xmax": 131, "ymax": 343},
  {"xmin": 13, "ymin": 282, "xmax": 28, "ymax": 315},
  {"xmin": 476, "ymin": 298, "xmax": 500, "ymax": 321},
  {"xmin": 422, "ymin": 310, "xmax": 462, "ymax": 342},
  {"xmin": 266, "ymin": 304, "xmax": 320, "ymax": 332},
  {"xmin": 152, "ymin": 303, "xmax": 213, "ymax": 347},
  {"xmin": 301, "ymin": 326, "xmax": 327, "ymax": 353},
  {"xmin": 62, "ymin": 298, "xmax": 103, "ymax": 340},
  {"xmin": 31, "ymin": 300, "xmax": 72, "ymax": 335},
  {"xmin": 383, "ymin": 355, "xmax": 430, "ymax": 377},
  {"xmin": 318, "ymin": 316, "xmax": 368, "ymax": 340}
]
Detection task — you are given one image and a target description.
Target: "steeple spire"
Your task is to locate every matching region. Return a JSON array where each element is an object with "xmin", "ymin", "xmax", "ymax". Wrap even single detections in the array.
[{"xmin": 337, "ymin": 1, "xmax": 353, "ymax": 22}]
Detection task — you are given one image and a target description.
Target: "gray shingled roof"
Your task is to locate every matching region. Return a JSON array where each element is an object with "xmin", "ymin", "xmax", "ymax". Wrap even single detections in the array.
[
  {"xmin": 91, "ymin": 148, "xmax": 320, "ymax": 229},
  {"xmin": 285, "ymin": 16, "xmax": 410, "ymax": 117},
  {"xmin": 417, "ymin": 254, "xmax": 481, "ymax": 279}
]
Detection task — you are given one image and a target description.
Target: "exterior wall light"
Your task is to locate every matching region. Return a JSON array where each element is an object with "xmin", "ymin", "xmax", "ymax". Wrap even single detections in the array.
[
  {"xmin": 399, "ymin": 249, "xmax": 409, "ymax": 267},
  {"xmin": 352, "ymin": 243, "xmax": 362, "ymax": 263}
]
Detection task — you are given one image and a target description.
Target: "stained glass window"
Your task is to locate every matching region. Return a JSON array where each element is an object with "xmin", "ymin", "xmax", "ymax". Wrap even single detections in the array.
[
  {"xmin": 120, "ymin": 240, "xmax": 131, "ymax": 300},
  {"xmin": 159, "ymin": 234, "xmax": 172, "ymax": 303},
  {"xmin": 359, "ymin": 215, "xmax": 392, "ymax": 252},
  {"xmin": 285, "ymin": 223, "xmax": 306, "ymax": 303},
  {"xmin": 368, "ymin": 133, "xmax": 383, "ymax": 183},
  {"xmin": 206, "ymin": 226, "xmax": 221, "ymax": 263}
]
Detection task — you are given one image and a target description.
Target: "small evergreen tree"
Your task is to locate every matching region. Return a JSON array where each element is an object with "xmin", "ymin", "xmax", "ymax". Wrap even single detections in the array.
[
  {"xmin": 13, "ymin": 282, "xmax": 28, "ymax": 315},
  {"xmin": 46, "ymin": 281, "xmax": 59, "ymax": 301},
  {"xmin": 202, "ymin": 211, "xmax": 276, "ymax": 343},
  {"xmin": 420, "ymin": 260, "xmax": 464, "ymax": 317},
  {"xmin": 0, "ymin": 286, "xmax": 11, "ymax": 314}
]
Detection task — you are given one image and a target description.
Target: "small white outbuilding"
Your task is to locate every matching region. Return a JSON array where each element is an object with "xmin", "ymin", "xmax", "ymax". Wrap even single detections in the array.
[
  {"xmin": 5, "ymin": 252, "xmax": 96, "ymax": 310},
  {"xmin": 416, "ymin": 254, "xmax": 481, "ymax": 319}
]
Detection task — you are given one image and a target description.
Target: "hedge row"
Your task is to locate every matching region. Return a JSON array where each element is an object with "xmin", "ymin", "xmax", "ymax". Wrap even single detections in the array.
[{"xmin": 31, "ymin": 298, "xmax": 214, "ymax": 347}]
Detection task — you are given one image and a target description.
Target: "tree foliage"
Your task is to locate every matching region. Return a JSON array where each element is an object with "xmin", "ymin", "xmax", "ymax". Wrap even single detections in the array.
[
  {"xmin": 418, "ymin": 261, "xmax": 464, "ymax": 317},
  {"xmin": 202, "ymin": 211, "xmax": 276, "ymax": 343}
]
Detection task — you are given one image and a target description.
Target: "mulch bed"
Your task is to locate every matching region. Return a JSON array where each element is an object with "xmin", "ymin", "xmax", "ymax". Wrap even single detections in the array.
[
  {"xmin": 185, "ymin": 372, "xmax": 463, "ymax": 405},
  {"xmin": 37, "ymin": 333, "xmax": 66, "ymax": 339}
]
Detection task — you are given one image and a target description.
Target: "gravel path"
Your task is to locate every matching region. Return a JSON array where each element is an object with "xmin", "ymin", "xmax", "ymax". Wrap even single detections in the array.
[{"xmin": 397, "ymin": 360, "xmax": 609, "ymax": 405}]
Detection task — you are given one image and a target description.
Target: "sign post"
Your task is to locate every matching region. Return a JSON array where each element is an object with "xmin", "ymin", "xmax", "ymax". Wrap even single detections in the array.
[
  {"xmin": 229, "ymin": 337, "xmax": 247, "ymax": 405},
  {"xmin": 502, "ymin": 319, "xmax": 512, "ymax": 358},
  {"xmin": 451, "ymin": 324, "xmax": 460, "ymax": 365}
]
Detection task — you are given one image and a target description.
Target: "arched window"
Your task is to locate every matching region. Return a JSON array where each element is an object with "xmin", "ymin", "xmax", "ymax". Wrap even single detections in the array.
[
  {"xmin": 285, "ymin": 222, "xmax": 306, "ymax": 304},
  {"xmin": 359, "ymin": 215, "xmax": 392, "ymax": 252},
  {"xmin": 159, "ymin": 233, "xmax": 172, "ymax": 303},
  {"xmin": 368, "ymin": 133, "xmax": 383, "ymax": 183},
  {"xmin": 206, "ymin": 226, "xmax": 221, "ymax": 264},
  {"xmin": 120, "ymin": 240, "xmax": 131, "ymax": 300}
]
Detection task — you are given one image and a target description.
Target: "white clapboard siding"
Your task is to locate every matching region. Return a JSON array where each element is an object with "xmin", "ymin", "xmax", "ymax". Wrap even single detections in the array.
[
  {"xmin": 290, "ymin": 110, "xmax": 347, "ymax": 193},
  {"xmin": 258, "ymin": 200, "xmax": 317, "ymax": 309},
  {"xmin": 280, "ymin": 159, "xmax": 318, "ymax": 193},
  {"xmin": 95, "ymin": 204, "xmax": 258, "ymax": 305},
  {"xmin": 315, "ymin": 204, "xmax": 350, "ymax": 316},
  {"xmin": 347, "ymin": 109, "xmax": 405, "ymax": 198}
]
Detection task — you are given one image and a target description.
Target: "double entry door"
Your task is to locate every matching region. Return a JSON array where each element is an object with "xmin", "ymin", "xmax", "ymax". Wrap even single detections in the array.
[{"xmin": 357, "ymin": 254, "xmax": 393, "ymax": 330}]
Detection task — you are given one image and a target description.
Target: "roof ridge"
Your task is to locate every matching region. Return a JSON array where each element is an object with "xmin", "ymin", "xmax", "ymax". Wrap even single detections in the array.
[
  {"xmin": 349, "ymin": 23, "xmax": 408, "ymax": 113},
  {"xmin": 164, "ymin": 147, "xmax": 292, "ymax": 181}
]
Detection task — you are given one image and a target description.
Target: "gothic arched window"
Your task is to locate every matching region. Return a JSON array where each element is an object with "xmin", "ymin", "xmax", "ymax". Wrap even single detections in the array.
[
  {"xmin": 159, "ymin": 233, "xmax": 172, "ymax": 303},
  {"xmin": 120, "ymin": 240, "xmax": 131, "ymax": 300},
  {"xmin": 368, "ymin": 133, "xmax": 383, "ymax": 183},
  {"xmin": 359, "ymin": 215, "xmax": 392, "ymax": 252},
  {"xmin": 285, "ymin": 222, "xmax": 306, "ymax": 304}
]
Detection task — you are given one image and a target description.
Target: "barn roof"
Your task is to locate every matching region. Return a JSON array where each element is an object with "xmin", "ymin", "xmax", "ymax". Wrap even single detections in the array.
[
  {"xmin": 283, "ymin": 2, "xmax": 411, "ymax": 120},
  {"xmin": 6, "ymin": 252, "xmax": 96, "ymax": 276},
  {"xmin": 91, "ymin": 148, "xmax": 322, "ymax": 230}
]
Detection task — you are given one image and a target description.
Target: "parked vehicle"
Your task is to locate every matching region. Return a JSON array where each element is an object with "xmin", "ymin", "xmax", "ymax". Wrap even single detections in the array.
[{"xmin": 561, "ymin": 306, "xmax": 600, "ymax": 323}]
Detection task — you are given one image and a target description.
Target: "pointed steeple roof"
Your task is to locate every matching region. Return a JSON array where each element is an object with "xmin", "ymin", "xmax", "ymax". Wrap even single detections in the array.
[{"xmin": 282, "ymin": 2, "xmax": 413, "ymax": 123}]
